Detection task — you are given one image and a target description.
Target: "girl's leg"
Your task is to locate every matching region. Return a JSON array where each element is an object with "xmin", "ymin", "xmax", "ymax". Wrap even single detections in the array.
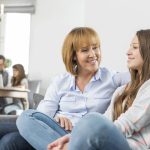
[
  {"xmin": 17, "ymin": 109, "xmax": 68, "ymax": 150},
  {"xmin": 69, "ymin": 113, "xmax": 131, "ymax": 150}
]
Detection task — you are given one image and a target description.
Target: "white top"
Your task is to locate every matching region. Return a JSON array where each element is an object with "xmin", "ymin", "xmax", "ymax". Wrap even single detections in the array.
[{"xmin": 104, "ymin": 79, "xmax": 150, "ymax": 150}]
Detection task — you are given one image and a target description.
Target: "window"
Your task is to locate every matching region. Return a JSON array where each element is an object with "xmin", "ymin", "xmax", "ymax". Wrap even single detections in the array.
[{"xmin": 4, "ymin": 13, "xmax": 31, "ymax": 74}]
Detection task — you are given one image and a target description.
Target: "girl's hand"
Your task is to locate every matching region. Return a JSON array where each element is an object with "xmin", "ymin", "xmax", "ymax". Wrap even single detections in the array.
[
  {"xmin": 47, "ymin": 134, "xmax": 70, "ymax": 150},
  {"xmin": 55, "ymin": 116, "xmax": 73, "ymax": 131}
]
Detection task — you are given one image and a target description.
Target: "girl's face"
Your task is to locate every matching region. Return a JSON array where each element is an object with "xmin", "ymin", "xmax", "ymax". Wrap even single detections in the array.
[
  {"xmin": 13, "ymin": 68, "xmax": 19, "ymax": 77},
  {"xmin": 127, "ymin": 35, "xmax": 143, "ymax": 73},
  {"xmin": 75, "ymin": 43, "xmax": 101, "ymax": 75}
]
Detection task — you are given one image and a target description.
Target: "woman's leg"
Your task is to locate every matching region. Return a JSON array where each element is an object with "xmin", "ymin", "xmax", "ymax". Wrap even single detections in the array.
[
  {"xmin": 0, "ymin": 132, "xmax": 35, "ymax": 150},
  {"xmin": 17, "ymin": 109, "xmax": 68, "ymax": 150},
  {"xmin": 0, "ymin": 122, "xmax": 17, "ymax": 138},
  {"xmin": 0, "ymin": 122, "xmax": 34, "ymax": 150},
  {"xmin": 69, "ymin": 113, "xmax": 131, "ymax": 150}
]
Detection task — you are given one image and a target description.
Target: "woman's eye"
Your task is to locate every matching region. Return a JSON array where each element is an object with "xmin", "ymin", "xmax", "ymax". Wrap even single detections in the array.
[
  {"xmin": 92, "ymin": 47, "xmax": 98, "ymax": 50},
  {"xmin": 81, "ymin": 49, "xmax": 88, "ymax": 52}
]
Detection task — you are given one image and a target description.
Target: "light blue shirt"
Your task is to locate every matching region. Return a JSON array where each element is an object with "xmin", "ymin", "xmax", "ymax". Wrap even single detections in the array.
[{"xmin": 37, "ymin": 67, "xmax": 130, "ymax": 126}]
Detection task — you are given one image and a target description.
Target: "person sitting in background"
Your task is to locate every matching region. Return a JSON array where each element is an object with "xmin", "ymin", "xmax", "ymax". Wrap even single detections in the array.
[
  {"xmin": 16, "ymin": 27, "xmax": 130, "ymax": 150},
  {"xmin": 0, "ymin": 55, "xmax": 9, "ymax": 87},
  {"xmin": 3, "ymin": 64, "xmax": 28, "ymax": 115},
  {"xmin": 48, "ymin": 29, "xmax": 150, "ymax": 150},
  {"xmin": 0, "ymin": 55, "xmax": 9, "ymax": 113},
  {"xmin": 11, "ymin": 64, "xmax": 28, "ymax": 89}
]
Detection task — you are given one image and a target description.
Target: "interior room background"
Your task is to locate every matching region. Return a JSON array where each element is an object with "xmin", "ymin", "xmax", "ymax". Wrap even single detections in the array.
[{"xmin": 0, "ymin": 0, "xmax": 150, "ymax": 94}]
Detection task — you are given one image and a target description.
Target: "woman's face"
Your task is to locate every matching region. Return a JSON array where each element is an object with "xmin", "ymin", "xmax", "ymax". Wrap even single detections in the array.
[
  {"xmin": 75, "ymin": 43, "xmax": 101, "ymax": 75},
  {"xmin": 13, "ymin": 68, "xmax": 19, "ymax": 77},
  {"xmin": 127, "ymin": 35, "xmax": 143, "ymax": 73}
]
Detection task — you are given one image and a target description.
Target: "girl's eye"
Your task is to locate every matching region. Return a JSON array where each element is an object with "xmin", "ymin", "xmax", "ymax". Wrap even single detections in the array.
[{"xmin": 133, "ymin": 46, "xmax": 138, "ymax": 49}]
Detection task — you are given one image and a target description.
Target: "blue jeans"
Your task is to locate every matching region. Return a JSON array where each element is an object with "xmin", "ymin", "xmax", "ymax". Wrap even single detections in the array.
[
  {"xmin": 17, "ymin": 109, "xmax": 68, "ymax": 150},
  {"xmin": 0, "ymin": 123, "xmax": 34, "ymax": 150},
  {"xmin": 68, "ymin": 113, "xmax": 131, "ymax": 150}
]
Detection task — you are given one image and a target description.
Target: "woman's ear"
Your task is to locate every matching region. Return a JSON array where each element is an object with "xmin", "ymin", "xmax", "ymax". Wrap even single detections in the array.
[{"xmin": 73, "ymin": 56, "xmax": 76, "ymax": 61}]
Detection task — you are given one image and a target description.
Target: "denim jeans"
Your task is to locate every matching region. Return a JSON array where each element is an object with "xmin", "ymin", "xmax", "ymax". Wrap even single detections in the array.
[
  {"xmin": 68, "ymin": 113, "xmax": 131, "ymax": 150},
  {"xmin": 17, "ymin": 109, "xmax": 68, "ymax": 150},
  {"xmin": 0, "ymin": 123, "xmax": 34, "ymax": 150}
]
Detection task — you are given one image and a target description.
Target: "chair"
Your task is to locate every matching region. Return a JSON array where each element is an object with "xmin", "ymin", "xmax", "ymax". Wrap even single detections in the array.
[
  {"xmin": 28, "ymin": 80, "xmax": 41, "ymax": 94},
  {"xmin": 28, "ymin": 80, "xmax": 41, "ymax": 108}
]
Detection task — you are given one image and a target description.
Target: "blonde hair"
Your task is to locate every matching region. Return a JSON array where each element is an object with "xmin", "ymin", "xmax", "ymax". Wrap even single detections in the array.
[
  {"xmin": 62, "ymin": 27, "xmax": 100, "ymax": 76},
  {"xmin": 113, "ymin": 29, "xmax": 150, "ymax": 121}
]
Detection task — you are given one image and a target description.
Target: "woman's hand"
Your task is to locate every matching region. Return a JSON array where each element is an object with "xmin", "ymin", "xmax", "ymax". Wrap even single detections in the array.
[
  {"xmin": 47, "ymin": 134, "xmax": 70, "ymax": 150},
  {"xmin": 55, "ymin": 116, "xmax": 73, "ymax": 131}
]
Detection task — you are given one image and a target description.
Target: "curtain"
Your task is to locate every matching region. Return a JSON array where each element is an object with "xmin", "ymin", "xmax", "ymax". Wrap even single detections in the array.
[{"xmin": 0, "ymin": 0, "xmax": 36, "ymax": 14}]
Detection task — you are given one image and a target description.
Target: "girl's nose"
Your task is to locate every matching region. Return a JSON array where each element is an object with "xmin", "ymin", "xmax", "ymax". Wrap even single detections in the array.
[{"xmin": 126, "ymin": 47, "xmax": 132, "ymax": 56}]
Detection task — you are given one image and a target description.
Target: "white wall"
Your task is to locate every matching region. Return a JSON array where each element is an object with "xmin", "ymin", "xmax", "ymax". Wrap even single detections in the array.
[
  {"xmin": 28, "ymin": 0, "xmax": 85, "ymax": 94},
  {"xmin": 85, "ymin": 0, "xmax": 150, "ymax": 72},
  {"xmin": 29, "ymin": 0, "xmax": 150, "ymax": 94}
]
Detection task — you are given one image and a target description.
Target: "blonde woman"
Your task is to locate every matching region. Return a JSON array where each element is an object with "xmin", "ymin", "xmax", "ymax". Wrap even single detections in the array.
[{"xmin": 16, "ymin": 27, "xmax": 129, "ymax": 150}]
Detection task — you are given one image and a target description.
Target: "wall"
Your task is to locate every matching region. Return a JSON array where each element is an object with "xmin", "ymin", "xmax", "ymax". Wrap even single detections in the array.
[
  {"xmin": 28, "ymin": 0, "xmax": 85, "ymax": 94},
  {"xmin": 28, "ymin": 0, "xmax": 150, "ymax": 94},
  {"xmin": 85, "ymin": 0, "xmax": 150, "ymax": 71}
]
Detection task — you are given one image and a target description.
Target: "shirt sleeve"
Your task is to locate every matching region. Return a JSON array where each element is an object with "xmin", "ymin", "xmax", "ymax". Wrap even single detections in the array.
[
  {"xmin": 21, "ymin": 78, "xmax": 28, "ymax": 89},
  {"xmin": 112, "ymin": 72, "xmax": 130, "ymax": 88},
  {"xmin": 37, "ymin": 79, "xmax": 60, "ymax": 118},
  {"xmin": 114, "ymin": 80, "xmax": 150, "ymax": 138}
]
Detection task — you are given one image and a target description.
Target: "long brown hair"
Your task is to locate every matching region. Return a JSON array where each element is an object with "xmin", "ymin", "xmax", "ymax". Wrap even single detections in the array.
[
  {"xmin": 11, "ymin": 64, "xmax": 26, "ymax": 86},
  {"xmin": 113, "ymin": 29, "xmax": 150, "ymax": 121}
]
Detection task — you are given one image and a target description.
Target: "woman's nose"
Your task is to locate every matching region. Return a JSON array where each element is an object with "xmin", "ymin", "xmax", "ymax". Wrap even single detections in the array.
[{"xmin": 88, "ymin": 49, "xmax": 95, "ymax": 57}]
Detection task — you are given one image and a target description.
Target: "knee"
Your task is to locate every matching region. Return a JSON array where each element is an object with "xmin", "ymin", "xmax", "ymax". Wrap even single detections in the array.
[
  {"xmin": 73, "ymin": 113, "xmax": 113, "ymax": 137},
  {"xmin": 16, "ymin": 109, "xmax": 36, "ymax": 132}
]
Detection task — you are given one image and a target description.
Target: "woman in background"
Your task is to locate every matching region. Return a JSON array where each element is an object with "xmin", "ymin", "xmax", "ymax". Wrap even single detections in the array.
[
  {"xmin": 11, "ymin": 64, "xmax": 28, "ymax": 89},
  {"xmin": 4, "ymin": 64, "xmax": 28, "ymax": 115}
]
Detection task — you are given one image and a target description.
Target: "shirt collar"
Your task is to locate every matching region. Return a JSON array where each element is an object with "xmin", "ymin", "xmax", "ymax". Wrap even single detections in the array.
[
  {"xmin": 90, "ymin": 68, "xmax": 102, "ymax": 82},
  {"xmin": 69, "ymin": 68, "xmax": 102, "ymax": 90},
  {"xmin": 69, "ymin": 74, "xmax": 76, "ymax": 90}
]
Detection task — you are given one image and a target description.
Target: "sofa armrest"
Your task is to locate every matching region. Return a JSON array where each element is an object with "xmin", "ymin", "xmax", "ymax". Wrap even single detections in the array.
[{"xmin": 0, "ymin": 115, "xmax": 18, "ymax": 123}]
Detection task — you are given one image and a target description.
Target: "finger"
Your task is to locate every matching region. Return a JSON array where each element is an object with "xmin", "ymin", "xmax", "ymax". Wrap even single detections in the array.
[
  {"xmin": 59, "ymin": 117, "xmax": 65, "ymax": 128},
  {"xmin": 64, "ymin": 118, "xmax": 72, "ymax": 131},
  {"xmin": 68, "ymin": 120, "xmax": 73, "ymax": 131},
  {"xmin": 55, "ymin": 116, "xmax": 60, "ymax": 123},
  {"xmin": 63, "ymin": 118, "xmax": 70, "ymax": 130}
]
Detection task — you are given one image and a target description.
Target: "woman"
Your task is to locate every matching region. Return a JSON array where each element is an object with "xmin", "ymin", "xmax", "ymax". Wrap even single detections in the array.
[
  {"xmin": 16, "ymin": 27, "xmax": 129, "ymax": 150},
  {"xmin": 11, "ymin": 64, "xmax": 28, "ymax": 89},
  {"xmin": 48, "ymin": 29, "xmax": 150, "ymax": 150},
  {"xmin": 3, "ymin": 64, "xmax": 28, "ymax": 115}
]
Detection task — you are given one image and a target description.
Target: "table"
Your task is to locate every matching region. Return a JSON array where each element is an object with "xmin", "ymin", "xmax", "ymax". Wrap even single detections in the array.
[{"xmin": 0, "ymin": 87, "xmax": 29, "ymax": 110}]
